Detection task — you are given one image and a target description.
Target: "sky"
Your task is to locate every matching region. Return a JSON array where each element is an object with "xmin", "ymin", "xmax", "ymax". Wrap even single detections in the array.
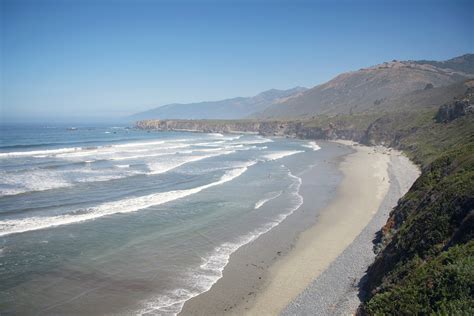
[{"xmin": 1, "ymin": 0, "xmax": 473, "ymax": 122}]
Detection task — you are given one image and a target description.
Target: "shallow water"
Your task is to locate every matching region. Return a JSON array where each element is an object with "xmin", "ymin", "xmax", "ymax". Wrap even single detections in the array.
[{"xmin": 0, "ymin": 124, "xmax": 333, "ymax": 314}]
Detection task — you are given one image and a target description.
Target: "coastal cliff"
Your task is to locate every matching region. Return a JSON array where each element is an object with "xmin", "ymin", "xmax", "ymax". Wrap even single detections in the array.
[{"xmin": 135, "ymin": 119, "xmax": 366, "ymax": 142}]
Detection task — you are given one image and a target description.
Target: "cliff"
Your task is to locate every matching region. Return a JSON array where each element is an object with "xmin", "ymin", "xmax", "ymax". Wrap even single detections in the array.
[{"xmin": 136, "ymin": 118, "xmax": 370, "ymax": 144}]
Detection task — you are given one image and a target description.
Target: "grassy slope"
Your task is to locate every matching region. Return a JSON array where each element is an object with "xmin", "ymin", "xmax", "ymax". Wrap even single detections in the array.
[
  {"xmin": 364, "ymin": 241, "xmax": 474, "ymax": 314},
  {"xmin": 360, "ymin": 138, "xmax": 473, "ymax": 314},
  {"xmin": 300, "ymin": 108, "xmax": 473, "ymax": 166}
]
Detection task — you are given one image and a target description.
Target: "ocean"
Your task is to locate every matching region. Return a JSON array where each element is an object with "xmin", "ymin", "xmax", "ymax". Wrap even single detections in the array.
[{"xmin": 0, "ymin": 124, "xmax": 342, "ymax": 314}]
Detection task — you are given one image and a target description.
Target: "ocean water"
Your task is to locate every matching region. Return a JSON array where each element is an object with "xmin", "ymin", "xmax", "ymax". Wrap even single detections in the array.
[{"xmin": 0, "ymin": 124, "xmax": 328, "ymax": 314}]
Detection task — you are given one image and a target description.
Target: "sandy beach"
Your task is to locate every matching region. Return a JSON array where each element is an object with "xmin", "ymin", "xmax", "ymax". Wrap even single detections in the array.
[
  {"xmin": 282, "ymin": 145, "xmax": 419, "ymax": 315},
  {"xmin": 181, "ymin": 141, "xmax": 419, "ymax": 315}
]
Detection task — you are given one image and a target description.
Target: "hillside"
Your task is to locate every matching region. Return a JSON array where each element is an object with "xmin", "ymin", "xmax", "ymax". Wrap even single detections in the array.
[
  {"xmin": 414, "ymin": 53, "xmax": 474, "ymax": 74},
  {"xmin": 129, "ymin": 87, "xmax": 306, "ymax": 120},
  {"xmin": 255, "ymin": 54, "xmax": 474, "ymax": 119},
  {"xmin": 357, "ymin": 85, "xmax": 474, "ymax": 314}
]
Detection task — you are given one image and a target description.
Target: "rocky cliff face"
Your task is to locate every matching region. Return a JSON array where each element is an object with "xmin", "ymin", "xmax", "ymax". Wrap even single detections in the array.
[
  {"xmin": 135, "ymin": 119, "xmax": 367, "ymax": 142},
  {"xmin": 435, "ymin": 100, "xmax": 472, "ymax": 122},
  {"xmin": 136, "ymin": 119, "xmax": 293, "ymax": 136}
]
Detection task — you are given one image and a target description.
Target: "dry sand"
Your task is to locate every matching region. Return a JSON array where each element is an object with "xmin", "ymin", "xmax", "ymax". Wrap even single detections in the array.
[
  {"xmin": 229, "ymin": 141, "xmax": 390, "ymax": 315},
  {"xmin": 180, "ymin": 141, "xmax": 419, "ymax": 315}
]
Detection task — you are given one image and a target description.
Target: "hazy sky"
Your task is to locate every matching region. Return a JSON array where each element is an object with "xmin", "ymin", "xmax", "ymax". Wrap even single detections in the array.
[{"xmin": 1, "ymin": 0, "xmax": 473, "ymax": 122}]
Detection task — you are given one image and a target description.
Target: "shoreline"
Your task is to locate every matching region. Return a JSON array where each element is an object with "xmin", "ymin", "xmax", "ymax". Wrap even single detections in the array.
[
  {"xmin": 180, "ymin": 140, "xmax": 419, "ymax": 315},
  {"xmin": 235, "ymin": 141, "xmax": 392, "ymax": 314},
  {"xmin": 282, "ymin": 144, "xmax": 419, "ymax": 315}
]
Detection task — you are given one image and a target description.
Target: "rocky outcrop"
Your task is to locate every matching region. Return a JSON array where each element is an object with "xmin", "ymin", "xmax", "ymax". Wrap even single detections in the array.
[
  {"xmin": 135, "ymin": 119, "xmax": 368, "ymax": 143},
  {"xmin": 435, "ymin": 82, "xmax": 474, "ymax": 123},
  {"xmin": 435, "ymin": 99, "xmax": 473, "ymax": 123},
  {"xmin": 136, "ymin": 120, "xmax": 260, "ymax": 134},
  {"xmin": 136, "ymin": 119, "xmax": 295, "ymax": 136}
]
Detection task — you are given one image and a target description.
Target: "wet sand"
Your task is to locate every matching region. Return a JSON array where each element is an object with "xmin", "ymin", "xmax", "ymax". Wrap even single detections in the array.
[{"xmin": 180, "ymin": 141, "xmax": 418, "ymax": 315}]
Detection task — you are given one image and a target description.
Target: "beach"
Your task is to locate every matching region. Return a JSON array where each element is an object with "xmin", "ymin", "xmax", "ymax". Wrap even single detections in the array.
[{"xmin": 181, "ymin": 141, "xmax": 419, "ymax": 315}]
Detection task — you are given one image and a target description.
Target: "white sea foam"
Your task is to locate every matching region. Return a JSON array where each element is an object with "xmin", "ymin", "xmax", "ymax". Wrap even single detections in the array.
[
  {"xmin": 55, "ymin": 150, "xmax": 101, "ymax": 158},
  {"xmin": 0, "ymin": 147, "xmax": 85, "ymax": 158},
  {"xmin": 0, "ymin": 167, "xmax": 142, "ymax": 197},
  {"xmin": 0, "ymin": 140, "xmax": 196, "ymax": 159},
  {"xmin": 237, "ymin": 138, "xmax": 273, "ymax": 145},
  {"xmin": 110, "ymin": 152, "xmax": 171, "ymax": 161},
  {"xmin": 263, "ymin": 150, "xmax": 304, "ymax": 161},
  {"xmin": 0, "ymin": 137, "xmax": 220, "ymax": 159},
  {"xmin": 115, "ymin": 164, "xmax": 130, "ymax": 169},
  {"xmin": 254, "ymin": 191, "xmax": 283, "ymax": 209},
  {"xmin": 219, "ymin": 135, "xmax": 242, "ymax": 141},
  {"xmin": 146, "ymin": 151, "xmax": 236, "ymax": 175},
  {"xmin": 0, "ymin": 139, "xmax": 243, "ymax": 196},
  {"xmin": 193, "ymin": 141, "xmax": 226, "ymax": 147},
  {"xmin": 0, "ymin": 170, "xmax": 72, "ymax": 197},
  {"xmin": 75, "ymin": 174, "xmax": 127, "ymax": 183},
  {"xmin": 137, "ymin": 166, "xmax": 303, "ymax": 315},
  {"xmin": 207, "ymin": 133, "xmax": 224, "ymax": 137},
  {"xmin": 302, "ymin": 141, "xmax": 321, "ymax": 151},
  {"xmin": 113, "ymin": 140, "xmax": 167, "ymax": 148},
  {"xmin": 190, "ymin": 147, "xmax": 225, "ymax": 153},
  {"xmin": 0, "ymin": 161, "xmax": 256, "ymax": 237},
  {"xmin": 71, "ymin": 167, "xmax": 143, "ymax": 183}
]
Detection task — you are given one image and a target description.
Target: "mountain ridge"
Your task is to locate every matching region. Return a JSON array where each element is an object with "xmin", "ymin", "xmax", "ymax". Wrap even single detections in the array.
[
  {"xmin": 129, "ymin": 87, "xmax": 307, "ymax": 120},
  {"xmin": 130, "ymin": 54, "xmax": 473, "ymax": 121},
  {"xmin": 254, "ymin": 54, "xmax": 474, "ymax": 119}
]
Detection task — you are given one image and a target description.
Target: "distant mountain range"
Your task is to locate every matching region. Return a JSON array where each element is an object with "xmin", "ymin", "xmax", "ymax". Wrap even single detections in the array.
[
  {"xmin": 130, "ymin": 87, "xmax": 307, "ymax": 120},
  {"xmin": 254, "ymin": 54, "xmax": 474, "ymax": 119},
  {"xmin": 131, "ymin": 54, "xmax": 473, "ymax": 121}
]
